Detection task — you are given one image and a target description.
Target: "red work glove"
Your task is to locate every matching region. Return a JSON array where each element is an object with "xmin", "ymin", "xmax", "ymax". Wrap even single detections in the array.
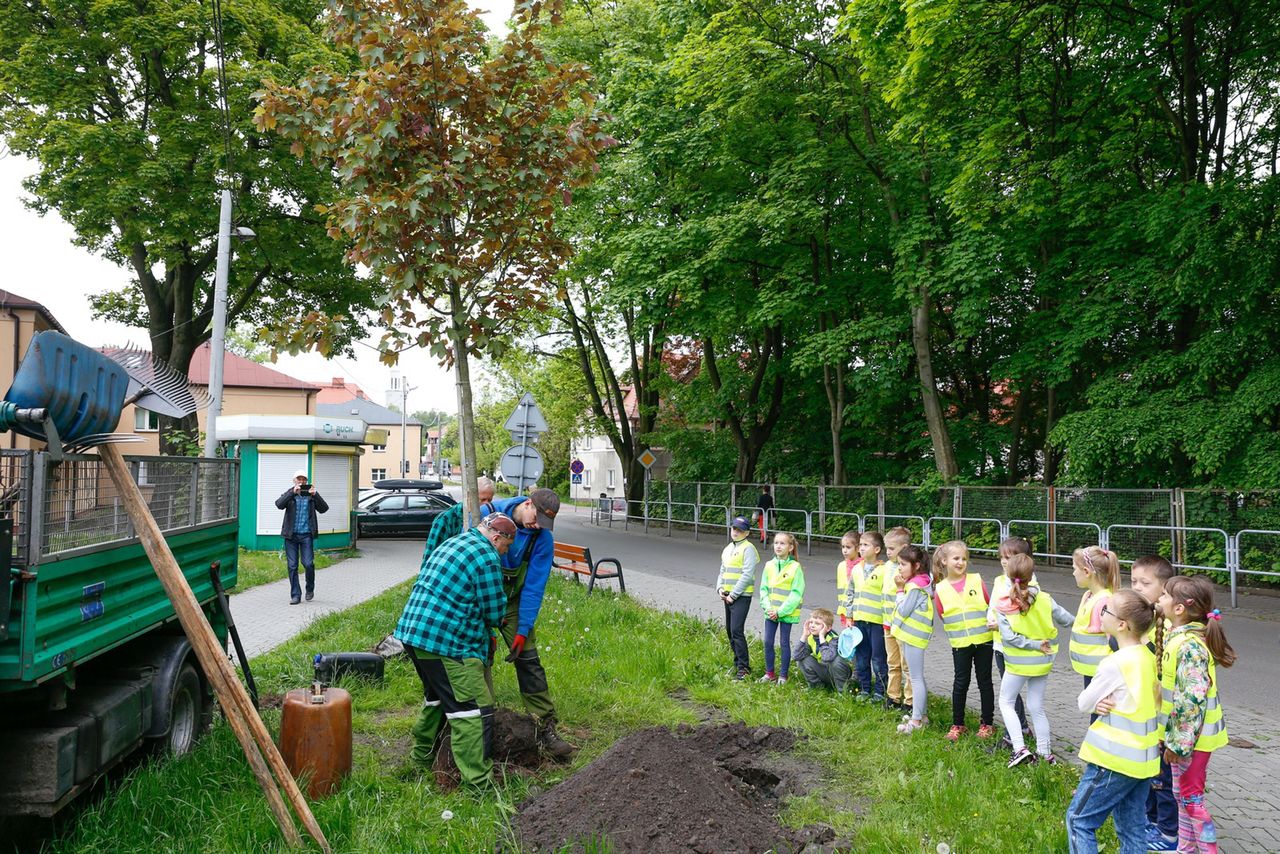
[
  {"xmin": 505, "ymin": 634, "xmax": 526, "ymax": 663},
  {"xmin": 490, "ymin": 633, "xmax": 499, "ymax": 659}
]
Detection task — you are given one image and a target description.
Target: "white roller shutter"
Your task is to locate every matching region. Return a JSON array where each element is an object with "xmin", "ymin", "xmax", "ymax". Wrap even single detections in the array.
[
  {"xmin": 257, "ymin": 452, "xmax": 308, "ymax": 535},
  {"xmin": 312, "ymin": 453, "xmax": 352, "ymax": 534}
]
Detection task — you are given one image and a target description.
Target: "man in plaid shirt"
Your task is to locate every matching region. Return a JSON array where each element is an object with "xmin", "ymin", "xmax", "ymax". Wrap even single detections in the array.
[{"xmin": 394, "ymin": 512, "xmax": 517, "ymax": 788}]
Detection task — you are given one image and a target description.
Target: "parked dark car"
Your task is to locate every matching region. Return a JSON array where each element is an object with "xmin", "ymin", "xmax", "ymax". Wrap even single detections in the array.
[{"xmin": 355, "ymin": 490, "xmax": 457, "ymax": 537}]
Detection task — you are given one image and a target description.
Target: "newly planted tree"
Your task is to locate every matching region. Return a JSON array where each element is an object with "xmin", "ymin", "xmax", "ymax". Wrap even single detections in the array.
[{"xmin": 256, "ymin": 0, "xmax": 611, "ymax": 516}]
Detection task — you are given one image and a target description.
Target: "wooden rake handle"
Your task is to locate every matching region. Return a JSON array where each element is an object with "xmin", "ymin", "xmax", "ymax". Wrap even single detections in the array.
[{"xmin": 98, "ymin": 445, "xmax": 331, "ymax": 852}]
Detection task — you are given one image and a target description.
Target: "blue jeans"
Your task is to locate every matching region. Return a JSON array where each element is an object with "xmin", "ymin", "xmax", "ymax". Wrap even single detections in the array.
[
  {"xmin": 1066, "ymin": 763, "xmax": 1151, "ymax": 854},
  {"xmin": 285, "ymin": 535, "xmax": 315, "ymax": 599},
  {"xmin": 853, "ymin": 620, "xmax": 887, "ymax": 696},
  {"xmin": 763, "ymin": 619, "xmax": 792, "ymax": 676}
]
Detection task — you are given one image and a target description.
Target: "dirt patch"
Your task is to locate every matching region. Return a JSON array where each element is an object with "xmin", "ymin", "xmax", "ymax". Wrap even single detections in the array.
[
  {"xmin": 512, "ymin": 722, "xmax": 849, "ymax": 853},
  {"xmin": 432, "ymin": 708, "xmax": 558, "ymax": 790}
]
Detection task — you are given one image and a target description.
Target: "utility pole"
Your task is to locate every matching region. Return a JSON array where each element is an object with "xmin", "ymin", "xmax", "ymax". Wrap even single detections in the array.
[
  {"xmin": 203, "ymin": 189, "xmax": 254, "ymax": 458},
  {"xmin": 399, "ymin": 381, "xmax": 416, "ymax": 478}
]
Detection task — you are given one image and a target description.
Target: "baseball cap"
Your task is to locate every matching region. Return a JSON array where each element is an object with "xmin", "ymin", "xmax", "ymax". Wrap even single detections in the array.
[
  {"xmin": 730, "ymin": 516, "xmax": 751, "ymax": 532},
  {"xmin": 481, "ymin": 512, "xmax": 517, "ymax": 538},
  {"xmin": 528, "ymin": 488, "xmax": 560, "ymax": 530},
  {"xmin": 293, "ymin": 469, "xmax": 309, "ymax": 480}
]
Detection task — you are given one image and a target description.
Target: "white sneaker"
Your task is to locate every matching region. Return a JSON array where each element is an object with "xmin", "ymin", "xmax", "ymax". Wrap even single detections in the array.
[{"xmin": 777, "ymin": 676, "xmax": 788, "ymax": 686}]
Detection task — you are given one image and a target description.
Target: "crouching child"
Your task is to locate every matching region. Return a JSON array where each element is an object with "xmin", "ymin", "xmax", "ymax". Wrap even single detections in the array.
[{"xmin": 794, "ymin": 608, "xmax": 852, "ymax": 692}]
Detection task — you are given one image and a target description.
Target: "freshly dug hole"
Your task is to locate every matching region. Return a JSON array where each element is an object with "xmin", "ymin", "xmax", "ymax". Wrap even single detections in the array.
[
  {"xmin": 512, "ymin": 721, "xmax": 847, "ymax": 853},
  {"xmin": 432, "ymin": 708, "xmax": 550, "ymax": 790}
]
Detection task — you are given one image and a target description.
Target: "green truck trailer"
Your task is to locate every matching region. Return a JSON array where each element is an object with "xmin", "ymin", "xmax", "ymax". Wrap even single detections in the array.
[{"xmin": 0, "ymin": 449, "xmax": 239, "ymax": 816}]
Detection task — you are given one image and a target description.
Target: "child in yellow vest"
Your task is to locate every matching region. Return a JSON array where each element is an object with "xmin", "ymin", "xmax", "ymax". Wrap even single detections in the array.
[
  {"xmin": 933, "ymin": 540, "xmax": 996, "ymax": 741},
  {"xmin": 1155, "ymin": 576, "xmax": 1236, "ymax": 854},
  {"xmin": 846, "ymin": 530, "xmax": 890, "ymax": 702},
  {"xmin": 758, "ymin": 532, "xmax": 805, "ymax": 685},
  {"xmin": 891, "ymin": 545, "xmax": 933, "ymax": 733},
  {"xmin": 1129, "ymin": 555, "xmax": 1178, "ymax": 852},
  {"xmin": 793, "ymin": 607, "xmax": 852, "ymax": 692},
  {"xmin": 994, "ymin": 554, "xmax": 1073, "ymax": 766},
  {"xmin": 717, "ymin": 516, "xmax": 761, "ymax": 681},
  {"xmin": 1071, "ymin": 545, "xmax": 1120, "ymax": 690},
  {"xmin": 882, "ymin": 527, "xmax": 913, "ymax": 713},
  {"xmin": 988, "ymin": 536, "xmax": 1037, "ymax": 745},
  {"xmin": 835, "ymin": 531, "xmax": 862, "ymax": 628},
  {"xmin": 1067, "ymin": 589, "xmax": 1160, "ymax": 853}
]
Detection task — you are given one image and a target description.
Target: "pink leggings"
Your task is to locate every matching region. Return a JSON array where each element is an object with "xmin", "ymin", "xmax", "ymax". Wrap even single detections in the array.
[{"xmin": 1170, "ymin": 750, "xmax": 1217, "ymax": 853}]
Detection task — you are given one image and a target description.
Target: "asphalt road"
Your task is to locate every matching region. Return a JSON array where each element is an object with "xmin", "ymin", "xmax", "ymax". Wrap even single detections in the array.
[{"xmin": 554, "ymin": 506, "xmax": 1280, "ymax": 717}]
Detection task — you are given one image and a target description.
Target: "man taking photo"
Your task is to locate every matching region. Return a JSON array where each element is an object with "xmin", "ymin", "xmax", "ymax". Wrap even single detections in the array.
[{"xmin": 275, "ymin": 469, "xmax": 328, "ymax": 605}]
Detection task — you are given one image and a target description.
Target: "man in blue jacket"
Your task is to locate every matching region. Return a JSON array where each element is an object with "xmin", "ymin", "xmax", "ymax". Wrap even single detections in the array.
[
  {"xmin": 276, "ymin": 469, "xmax": 329, "ymax": 605},
  {"xmin": 491, "ymin": 487, "xmax": 575, "ymax": 759}
]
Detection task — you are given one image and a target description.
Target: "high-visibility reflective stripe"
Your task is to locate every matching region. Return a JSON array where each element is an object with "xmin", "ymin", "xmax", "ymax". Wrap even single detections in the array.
[
  {"xmin": 893, "ymin": 621, "xmax": 931, "ymax": 641},
  {"xmin": 1200, "ymin": 717, "xmax": 1226, "ymax": 736},
  {"xmin": 1004, "ymin": 651, "xmax": 1054, "ymax": 666},
  {"xmin": 423, "ymin": 699, "xmax": 442, "ymax": 708},
  {"xmin": 947, "ymin": 624, "xmax": 995, "ymax": 638},
  {"xmin": 940, "ymin": 613, "xmax": 966, "ymax": 625},
  {"xmin": 445, "ymin": 708, "xmax": 482, "ymax": 719},
  {"xmin": 1102, "ymin": 714, "xmax": 1160, "ymax": 737},
  {"xmin": 1081, "ymin": 730, "xmax": 1161, "ymax": 765},
  {"xmin": 1071, "ymin": 649, "xmax": 1108, "ymax": 665},
  {"xmin": 1071, "ymin": 632, "xmax": 1109, "ymax": 646}
]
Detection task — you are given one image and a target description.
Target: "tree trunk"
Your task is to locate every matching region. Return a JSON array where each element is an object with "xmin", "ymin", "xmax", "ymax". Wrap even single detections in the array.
[
  {"xmin": 911, "ymin": 282, "xmax": 958, "ymax": 482},
  {"xmin": 1005, "ymin": 384, "xmax": 1030, "ymax": 485},
  {"xmin": 1043, "ymin": 384, "xmax": 1059, "ymax": 484},
  {"xmin": 450, "ymin": 285, "xmax": 481, "ymax": 524}
]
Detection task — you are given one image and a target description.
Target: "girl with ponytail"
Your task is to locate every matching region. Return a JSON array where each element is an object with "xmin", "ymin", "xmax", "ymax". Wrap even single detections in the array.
[
  {"xmin": 1070, "ymin": 545, "xmax": 1120, "ymax": 687},
  {"xmin": 1155, "ymin": 576, "xmax": 1236, "ymax": 853}
]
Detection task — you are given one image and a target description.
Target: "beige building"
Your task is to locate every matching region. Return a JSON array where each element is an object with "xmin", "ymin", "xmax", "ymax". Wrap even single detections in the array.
[
  {"xmin": 112, "ymin": 342, "xmax": 320, "ymax": 454},
  {"xmin": 0, "ymin": 289, "xmax": 70, "ymax": 451},
  {"xmin": 317, "ymin": 398, "xmax": 422, "ymax": 488}
]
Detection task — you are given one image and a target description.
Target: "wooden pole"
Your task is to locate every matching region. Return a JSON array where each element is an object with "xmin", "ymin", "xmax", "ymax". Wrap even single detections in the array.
[{"xmin": 98, "ymin": 445, "xmax": 330, "ymax": 852}]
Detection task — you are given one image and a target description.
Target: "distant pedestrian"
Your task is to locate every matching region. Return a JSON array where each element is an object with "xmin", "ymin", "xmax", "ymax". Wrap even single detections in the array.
[
  {"xmin": 275, "ymin": 469, "xmax": 328, "ymax": 605},
  {"xmin": 717, "ymin": 516, "xmax": 760, "ymax": 680},
  {"xmin": 754, "ymin": 486, "xmax": 774, "ymax": 545}
]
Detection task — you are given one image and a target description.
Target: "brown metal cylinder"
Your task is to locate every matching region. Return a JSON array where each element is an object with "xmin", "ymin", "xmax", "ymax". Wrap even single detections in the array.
[{"xmin": 278, "ymin": 684, "xmax": 352, "ymax": 798}]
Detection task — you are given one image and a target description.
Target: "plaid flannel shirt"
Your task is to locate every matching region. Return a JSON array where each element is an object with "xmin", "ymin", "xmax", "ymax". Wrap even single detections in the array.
[
  {"xmin": 395, "ymin": 527, "xmax": 506, "ymax": 660},
  {"xmin": 420, "ymin": 500, "xmax": 497, "ymax": 571}
]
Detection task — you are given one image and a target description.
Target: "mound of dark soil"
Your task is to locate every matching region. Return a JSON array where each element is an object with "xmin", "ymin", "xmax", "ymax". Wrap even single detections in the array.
[
  {"xmin": 513, "ymin": 722, "xmax": 845, "ymax": 853},
  {"xmin": 433, "ymin": 708, "xmax": 550, "ymax": 790}
]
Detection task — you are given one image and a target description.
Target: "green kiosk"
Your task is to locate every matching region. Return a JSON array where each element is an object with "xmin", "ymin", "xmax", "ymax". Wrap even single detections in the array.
[{"xmin": 215, "ymin": 414, "xmax": 368, "ymax": 550}]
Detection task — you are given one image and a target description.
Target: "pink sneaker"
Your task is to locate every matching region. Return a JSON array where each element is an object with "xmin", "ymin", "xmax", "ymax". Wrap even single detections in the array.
[{"xmin": 945, "ymin": 725, "xmax": 967, "ymax": 742}]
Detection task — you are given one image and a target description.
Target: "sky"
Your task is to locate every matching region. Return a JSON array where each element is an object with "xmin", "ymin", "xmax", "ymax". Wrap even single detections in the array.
[{"xmin": 0, "ymin": 2, "xmax": 511, "ymax": 417}]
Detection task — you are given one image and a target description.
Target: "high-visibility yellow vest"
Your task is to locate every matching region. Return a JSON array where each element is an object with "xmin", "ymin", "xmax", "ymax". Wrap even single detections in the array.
[
  {"xmin": 719, "ymin": 539, "xmax": 756, "ymax": 596},
  {"xmin": 849, "ymin": 560, "xmax": 888, "ymax": 625},
  {"xmin": 1079, "ymin": 644, "xmax": 1161, "ymax": 779},
  {"xmin": 1070, "ymin": 589, "xmax": 1113, "ymax": 676},
  {"xmin": 1002, "ymin": 593, "xmax": 1058, "ymax": 676},
  {"xmin": 880, "ymin": 561, "xmax": 901, "ymax": 624},
  {"xmin": 889, "ymin": 579, "xmax": 934, "ymax": 650},
  {"xmin": 936, "ymin": 573, "xmax": 995, "ymax": 648},
  {"xmin": 806, "ymin": 631, "xmax": 837, "ymax": 660},
  {"xmin": 836, "ymin": 558, "xmax": 858, "ymax": 619},
  {"xmin": 761, "ymin": 557, "xmax": 804, "ymax": 623},
  {"xmin": 1160, "ymin": 628, "xmax": 1228, "ymax": 753}
]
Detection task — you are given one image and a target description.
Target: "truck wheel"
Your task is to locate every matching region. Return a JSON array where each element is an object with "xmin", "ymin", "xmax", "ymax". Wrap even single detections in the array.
[{"xmin": 163, "ymin": 662, "xmax": 208, "ymax": 756}]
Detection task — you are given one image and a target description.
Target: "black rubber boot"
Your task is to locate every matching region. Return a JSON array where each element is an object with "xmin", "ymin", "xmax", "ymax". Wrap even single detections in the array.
[{"xmin": 538, "ymin": 717, "xmax": 575, "ymax": 760}]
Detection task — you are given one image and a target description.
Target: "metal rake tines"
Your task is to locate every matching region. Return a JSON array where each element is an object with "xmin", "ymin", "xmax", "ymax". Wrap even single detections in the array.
[
  {"xmin": 64, "ymin": 434, "xmax": 144, "ymax": 453},
  {"xmin": 106, "ymin": 344, "xmax": 210, "ymax": 419}
]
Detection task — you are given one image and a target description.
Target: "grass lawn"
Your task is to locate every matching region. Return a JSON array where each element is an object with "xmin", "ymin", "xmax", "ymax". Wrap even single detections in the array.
[
  {"xmin": 47, "ymin": 577, "xmax": 1094, "ymax": 853},
  {"xmin": 233, "ymin": 547, "xmax": 360, "ymax": 592}
]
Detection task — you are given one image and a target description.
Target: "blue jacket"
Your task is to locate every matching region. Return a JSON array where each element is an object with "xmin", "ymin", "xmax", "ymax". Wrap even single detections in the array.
[{"xmin": 493, "ymin": 496, "xmax": 554, "ymax": 636}]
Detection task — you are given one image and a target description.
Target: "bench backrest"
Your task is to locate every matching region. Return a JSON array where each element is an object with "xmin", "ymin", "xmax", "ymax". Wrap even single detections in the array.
[{"xmin": 553, "ymin": 542, "xmax": 591, "ymax": 564}]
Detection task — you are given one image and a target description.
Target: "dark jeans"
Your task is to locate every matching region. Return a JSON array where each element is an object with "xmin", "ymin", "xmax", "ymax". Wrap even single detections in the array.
[
  {"xmin": 853, "ymin": 620, "xmax": 887, "ymax": 697},
  {"xmin": 951, "ymin": 641, "xmax": 995, "ymax": 726},
  {"xmin": 995, "ymin": 650, "xmax": 1027, "ymax": 730},
  {"xmin": 1146, "ymin": 755, "xmax": 1177, "ymax": 838},
  {"xmin": 284, "ymin": 534, "xmax": 315, "ymax": 599},
  {"xmin": 763, "ymin": 619, "xmax": 793, "ymax": 676},
  {"xmin": 723, "ymin": 595, "xmax": 752, "ymax": 673}
]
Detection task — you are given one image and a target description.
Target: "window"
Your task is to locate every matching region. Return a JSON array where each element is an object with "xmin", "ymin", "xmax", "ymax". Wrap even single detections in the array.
[
  {"xmin": 583, "ymin": 469, "xmax": 591, "ymax": 487},
  {"xmin": 375, "ymin": 496, "xmax": 406, "ymax": 511},
  {"xmin": 371, "ymin": 468, "xmax": 387, "ymax": 481},
  {"xmin": 607, "ymin": 469, "xmax": 615, "ymax": 488},
  {"xmin": 134, "ymin": 409, "xmax": 159, "ymax": 432},
  {"xmin": 372, "ymin": 442, "xmax": 386, "ymax": 452},
  {"xmin": 404, "ymin": 494, "xmax": 431, "ymax": 509},
  {"xmin": 581, "ymin": 436, "xmax": 591, "ymax": 450}
]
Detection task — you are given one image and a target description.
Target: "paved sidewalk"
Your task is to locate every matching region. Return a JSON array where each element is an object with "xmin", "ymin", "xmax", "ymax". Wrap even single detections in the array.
[
  {"xmin": 563, "ymin": 512, "xmax": 1280, "ymax": 853},
  {"xmin": 227, "ymin": 539, "xmax": 422, "ymax": 657}
]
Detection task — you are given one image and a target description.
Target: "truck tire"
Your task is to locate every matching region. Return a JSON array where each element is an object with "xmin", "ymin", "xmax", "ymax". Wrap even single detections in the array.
[{"xmin": 161, "ymin": 662, "xmax": 209, "ymax": 756}]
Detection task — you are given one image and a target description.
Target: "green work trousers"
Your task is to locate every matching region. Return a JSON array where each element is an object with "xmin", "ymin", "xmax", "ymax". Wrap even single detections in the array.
[
  {"xmin": 406, "ymin": 648, "xmax": 493, "ymax": 788},
  {"xmin": 496, "ymin": 595, "xmax": 556, "ymax": 721}
]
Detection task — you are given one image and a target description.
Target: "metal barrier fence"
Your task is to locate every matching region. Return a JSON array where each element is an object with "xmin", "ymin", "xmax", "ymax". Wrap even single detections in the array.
[{"xmin": 595, "ymin": 480, "xmax": 1280, "ymax": 605}]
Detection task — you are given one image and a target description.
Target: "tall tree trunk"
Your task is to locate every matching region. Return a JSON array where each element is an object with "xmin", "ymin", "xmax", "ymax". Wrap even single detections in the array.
[
  {"xmin": 1043, "ymin": 384, "xmax": 1059, "ymax": 484},
  {"xmin": 450, "ymin": 283, "xmax": 481, "ymax": 523},
  {"xmin": 911, "ymin": 281, "xmax": 958, "ymax": 482},
  {"xmin": 1005, "ymin": 384, "xmax": 1030, "ymax": 485}
]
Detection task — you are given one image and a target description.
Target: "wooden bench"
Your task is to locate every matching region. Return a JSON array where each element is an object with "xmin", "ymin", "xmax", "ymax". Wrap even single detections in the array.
[{"xmin": 552, "ymin": 542, "xmax": 625, "ymax": 594}]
